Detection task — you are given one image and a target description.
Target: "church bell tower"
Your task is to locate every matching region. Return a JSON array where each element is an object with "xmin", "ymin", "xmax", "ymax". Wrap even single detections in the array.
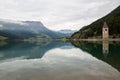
[{"xmin": 102, "ymin": 22, "xmax": 109, "ymax": 39}]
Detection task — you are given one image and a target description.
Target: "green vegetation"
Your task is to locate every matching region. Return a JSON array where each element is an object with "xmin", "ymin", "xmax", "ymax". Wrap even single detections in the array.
[
  {"xmin": 0, "ymin": 36, "xmax": 7, "ymax": 41},
  {"xmin": 0, "ymin": 36, "xmax": 8, "ymax": 47},
  {"xmin": 71, "ymin": 5, "xmax": 120, "ymax": 39},
  {"xmin": 23, "ymin": 35, "xmax": 52, "ymax": 45},
  {"xmin": 0, "ymin": 41, "xmax": 7, "ymax": 46},
  {"xmin": 57, "ymin": 37, "xmax": 68, "ymax": 42}
]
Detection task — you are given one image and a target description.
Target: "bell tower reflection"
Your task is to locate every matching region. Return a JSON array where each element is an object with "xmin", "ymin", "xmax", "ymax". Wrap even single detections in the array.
[{"xmin": 102, "ymin": 41, "xmax": 109, "ymax": 58}]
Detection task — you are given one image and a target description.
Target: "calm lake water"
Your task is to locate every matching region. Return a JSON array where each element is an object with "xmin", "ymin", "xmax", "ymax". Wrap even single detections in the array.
[{"xmin": 0, "ymin": 41, "xmax": 120, "ymax": 80}]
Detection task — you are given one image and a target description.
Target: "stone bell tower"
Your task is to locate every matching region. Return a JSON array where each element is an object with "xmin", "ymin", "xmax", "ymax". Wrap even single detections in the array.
[{"xmin": 102, "ymin": 22, "xmax": 109, "ymax": 39}]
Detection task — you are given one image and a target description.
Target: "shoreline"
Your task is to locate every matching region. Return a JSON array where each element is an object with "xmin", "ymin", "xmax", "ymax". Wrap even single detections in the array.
[{"xmin": 71, "ymin": 39, "xmax": 120, "ymax": 41}]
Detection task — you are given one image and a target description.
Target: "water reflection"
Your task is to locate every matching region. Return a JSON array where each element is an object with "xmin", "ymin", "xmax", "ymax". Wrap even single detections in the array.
[
  {"xmin": 72, "ymin": 41, "xmax": 120, "ymax": 72},
  {"xmin": 0, "ymin": 41, "xmax": 73, "ymax": 61},
  {"xmin": 0, "ymin": 41, "xmax": 119, "ymax": 80},
  {"xmin": 103, "ymin": 41, "xmax": 109, "ymax": 58}
]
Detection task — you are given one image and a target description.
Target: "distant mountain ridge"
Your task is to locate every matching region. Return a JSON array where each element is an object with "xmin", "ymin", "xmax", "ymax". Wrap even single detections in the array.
[
  {"xmin": 0, "ymin": 19, "xmax": 67, "ymax": 40},
  {"xmin": 71, "ymin": 5, "xmax": 120, "ymax": 39},
  {"xmin": 58, "ymin": 29, "xmax": 77, "ymax": 37}
]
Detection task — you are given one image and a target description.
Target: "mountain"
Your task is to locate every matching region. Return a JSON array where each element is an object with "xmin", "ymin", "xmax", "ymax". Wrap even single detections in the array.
[
  {"xmin": 71, "ymin": 5, "xmax": 120, "ymax": 39},
  {"xmin": 0, "ymin": 19, "xmax": 65, "ymax": 40},
  {"xmin": 58, "ymin": 29, "xmax": 77, "ymax": 37}
]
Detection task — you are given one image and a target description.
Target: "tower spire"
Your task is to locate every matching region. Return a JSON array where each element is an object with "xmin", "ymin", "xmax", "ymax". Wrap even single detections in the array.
[{"xmin": 103, "ymin": 22, "xmax": 108, "ymax": 28}]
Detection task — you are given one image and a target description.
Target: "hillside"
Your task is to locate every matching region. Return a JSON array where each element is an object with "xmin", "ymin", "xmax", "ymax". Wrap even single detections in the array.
[
  {"xmin": 0, "ymin": 20, "xmax": 66, "ymax": 40},
  {"xmin": 71, "ymin": 5, "xmax": 120, "ymax": 39}
]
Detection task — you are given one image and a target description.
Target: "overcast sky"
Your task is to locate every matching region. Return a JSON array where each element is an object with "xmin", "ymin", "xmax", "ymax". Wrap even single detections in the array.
[{"xmin": 0, "ymin": 0, "xmax": 120, "ymax": 31}]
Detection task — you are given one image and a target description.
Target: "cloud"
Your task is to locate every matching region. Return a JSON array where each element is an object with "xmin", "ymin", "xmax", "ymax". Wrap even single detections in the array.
[{"xmin": 0, "ymin": 0, "xmax": 120, "ymax": 31}]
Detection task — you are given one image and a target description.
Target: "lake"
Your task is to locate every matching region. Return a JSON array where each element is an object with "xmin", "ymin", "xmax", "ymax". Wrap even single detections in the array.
[{"xmin": 0, "ymin": 41, "xmax": 120, "ymax": 80}]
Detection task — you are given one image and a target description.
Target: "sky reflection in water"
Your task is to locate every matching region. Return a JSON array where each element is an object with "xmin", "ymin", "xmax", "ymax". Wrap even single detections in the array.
[{"xmin": 0, "ymin": 41, "xmax": 119, "ymax": 80}]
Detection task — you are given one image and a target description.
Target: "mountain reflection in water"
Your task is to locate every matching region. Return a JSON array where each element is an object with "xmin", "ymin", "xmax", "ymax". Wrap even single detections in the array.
[
  {"xmin": 0, "ymin": 41, "xmax": 73, "ymax": 60},
  {"xmin": 72, "ymin": 41, "xmax": 120, "ymax": 71},
  {"xmin": 0, "ymin": 41, "xmax": 119, "ymax": 80}
]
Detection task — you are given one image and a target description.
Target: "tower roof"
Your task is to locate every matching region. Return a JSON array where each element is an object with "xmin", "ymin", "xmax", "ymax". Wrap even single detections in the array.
[{"xmin": 103, "ymin": 22, "xmax": 108, "ymax": 28}]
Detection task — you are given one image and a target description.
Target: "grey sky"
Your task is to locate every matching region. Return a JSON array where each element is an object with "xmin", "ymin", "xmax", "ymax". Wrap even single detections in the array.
[{"xmin": 0, "ymin": 0, "xmax": 120, "ymax": 31}]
